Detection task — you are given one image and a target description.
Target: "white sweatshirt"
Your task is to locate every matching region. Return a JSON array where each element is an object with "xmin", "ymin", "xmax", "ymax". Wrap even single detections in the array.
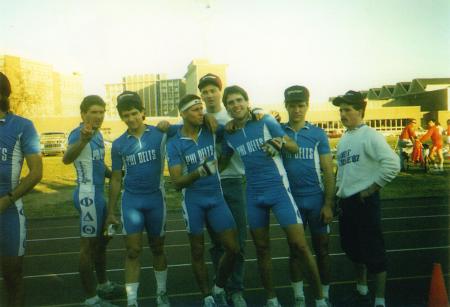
[{"xmin": 336, "ymin": 125, "xmax": 400, "ymax": 198}]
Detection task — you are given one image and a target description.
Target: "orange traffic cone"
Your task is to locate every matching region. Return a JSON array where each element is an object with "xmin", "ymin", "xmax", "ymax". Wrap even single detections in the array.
[{"xmin": 428, "ymin": 263, "xmax": 449, "ymax": 307}]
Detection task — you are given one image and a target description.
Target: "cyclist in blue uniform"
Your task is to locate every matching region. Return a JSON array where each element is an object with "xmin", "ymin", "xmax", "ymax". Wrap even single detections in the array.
[
  {"xmin": 63, "ymin": 95, "xmax": 123, "ymax": 307},
  {"xmin": 0, "ymin": 72, "xmax": 43, "ymax": 307},
  {"xmin": 220, "ymin": 85, "xmax": 327, "ymax": 307},
  {"xmin": 106, "ymin": 91, "xmax": 172, "ymax": 307},
  {"xmin": 281, "ymin": 86, "xmax": 335, "ymax": 306},
  {"xmin": 167, "ymin": 94, "xmax": 239, "ymax": 307}
]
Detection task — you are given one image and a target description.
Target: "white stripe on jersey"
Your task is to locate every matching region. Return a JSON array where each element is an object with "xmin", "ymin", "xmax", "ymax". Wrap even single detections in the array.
[
  {"xmin": 159, "ymin": 133, "xmax": 168, "ymax": 237},
  {"xmin": 11, "ymin": 135, "xmax": 23, "ymax": 190},
  {"xmin": 79, "ymin": 184, "xmax": 98, "ymax": 238},
  {"xmin": 281, "ymin": 175, "xmax": 303, "ymax": 224},
  {"xmin": 120, "ymin": 192, "xmax": 127, "ymax": 235},
  {"xmin": 159, "ymin": 133, "xmax": 167, "ymax": 191},
  {"xmin": 263, "ymin": 123, "xmax": 286, "ymax": 177},
  {"xmin": 160, "ymin": 188, "xmax": 167, "ymax": 237},
  {"xmin": 16, "ymin": 198, "xmax": 26, "ymax": 256},
  {"xmin": 75, "ymin": 143, "xmax": 94, "ymax": 184},
  {"xmin": 313, "ymin": 142, "xmax": 324, "ymax": 191},
  {"xmin": 181, "ymin": 189, "xmax": 191, "ymax": 233}
]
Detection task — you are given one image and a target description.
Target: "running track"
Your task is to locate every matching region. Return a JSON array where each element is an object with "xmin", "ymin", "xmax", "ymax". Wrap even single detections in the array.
[{"xmin": 1, "ymin": 196, "xmax": 449, "ymax": 306}]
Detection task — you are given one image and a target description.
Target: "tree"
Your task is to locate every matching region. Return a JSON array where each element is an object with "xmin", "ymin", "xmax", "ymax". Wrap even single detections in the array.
[{"xmin": 7, "ymin": 66, "xmax": 42, "ymax": 117}]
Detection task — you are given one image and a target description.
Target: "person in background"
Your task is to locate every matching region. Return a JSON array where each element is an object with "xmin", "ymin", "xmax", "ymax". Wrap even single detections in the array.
[
  {"xmin": 419, "ymin": 119, "xmax": 444, "ymax": 172},
  {"xmin": 397, "ymin": 119, "xmax": 417, "ymax": 171}
]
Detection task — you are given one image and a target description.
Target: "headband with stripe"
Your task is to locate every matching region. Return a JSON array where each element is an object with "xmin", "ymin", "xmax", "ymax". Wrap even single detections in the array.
[{"xmin": 179, "ymin": 99, "xmax": 202, "ymax": 112}]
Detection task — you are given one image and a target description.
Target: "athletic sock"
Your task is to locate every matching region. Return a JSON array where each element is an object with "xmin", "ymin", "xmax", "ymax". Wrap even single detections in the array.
[
  {"xmin": 322, "ymin": 284, "xmax": 330, "ymax": 299},
  {"xmin": 154, "ymin": 269, "xmax": 167, "ymax": 293},
  {"xmin": 267, "ymin": 297, "xmax": 280, "ymax": 306},
  {"xmin": 97, "ymin": 280, "xmax": 111, "ymax": 291},
  {"xmin": 356, "ymin": 283, "xmax": 368, "ymax": 295},
  {"xmin": 315, "ymin": 298, "xmax": 327, "ymax": 307},
  {"xmin": 85, "ymin": 295, "xmax": 100, "ymax": 305},
  {"xmin": 126, "ymin": 282, "xmax": 139, "ymax": 305},
  {"xmin": 291, "ymin": 280, "xmax": 304, "ymax": 298},
  {"xmin": 212, "ymin": 284, "xmax": 225, "ymax": 295},
  {"xmin": 374, "ymin": 297, "xmax": 385, "ymax": 306}
]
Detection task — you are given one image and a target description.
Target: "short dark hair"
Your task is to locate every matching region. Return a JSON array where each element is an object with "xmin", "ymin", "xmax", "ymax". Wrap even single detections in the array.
[
  {"xmin": 0, "ymin": 72, "xmax": 11, "ymax": 112},
  {"xmin": 178, "ymin": 94, "xmax": 202, "ymax": 111},
  {"xmin": 80, "ymin": 95, "xmax": 106, "ymax": 113},
  {"xmin": 0, "ymin": 72, "xmax": 11, "ymax": 98},
  {"xmin": 222, "ymin": 85, "xmax": 249, "ymax": 106},
  {"xmin": 116, "ymin": 91, "xmax": 144, "ymax": 116}
]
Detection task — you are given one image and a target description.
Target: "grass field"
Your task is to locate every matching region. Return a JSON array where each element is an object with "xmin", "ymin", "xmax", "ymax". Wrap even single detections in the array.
[{"xmin": 21, "ymin": 136, "xmax": 449, "ymax": 219}]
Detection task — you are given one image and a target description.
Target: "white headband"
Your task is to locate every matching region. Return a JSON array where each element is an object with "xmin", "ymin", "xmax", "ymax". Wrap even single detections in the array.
[{"xmin": 179, "ymin": 99, "xmax": 202, "ymax": 112}]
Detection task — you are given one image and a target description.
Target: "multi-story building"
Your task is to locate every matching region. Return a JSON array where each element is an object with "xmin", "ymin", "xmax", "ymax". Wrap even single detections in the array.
[
  {"xmin": 55, "ymin": 72, "xmax": 84, "ymax": 116},
  {"xmin": 184, "ymin": 59, "xmax": 227, "ymax": 96},
  {"xmin": 105, "ymin": 82, "xmax": 125, "ymax": 117},
  {"xmin": 157, "ymin": 79, "xmax": 185, "ymax": 116},
  {"xmin": 105, "ymin": 74, "xmax": 185, "ymax": 117},
  {"xmin": 0, "ymin": 54, "xmax": 83, "ymax": 117}
]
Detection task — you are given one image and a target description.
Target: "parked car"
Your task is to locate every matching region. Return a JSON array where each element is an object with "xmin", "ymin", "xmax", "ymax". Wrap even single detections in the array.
[{"xmin": 40, "ymin": 132, "xmax": 67, "ymax": 156}]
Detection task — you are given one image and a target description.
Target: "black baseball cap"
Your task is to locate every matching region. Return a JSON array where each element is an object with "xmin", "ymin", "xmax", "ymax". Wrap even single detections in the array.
[
  {"xmin": 284, "ymin": 85, "xmax": 309, "ymax": 103},
  {"xmin": 117, "ymin": 91, "xmax": 142, "ymax": 105},
  {"xmin": 198, "ymin": 73, "xmax": 222, "ymax": 91},
  {"xmin": 332, "ymin": 90, "xmax": 365, "ymax": 107}
]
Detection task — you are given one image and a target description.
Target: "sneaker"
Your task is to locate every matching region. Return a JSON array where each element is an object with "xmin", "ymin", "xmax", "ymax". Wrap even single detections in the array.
[
  {"xmin": 97, "ymin": 281, "xmax": 126, "ymax": 299},
  {"xmin": 294, "ymin": 296, "xmax": 305, "ymax": 307},
  {"xmin": 156, "ymin": 291, "xmax": 170, "ymax": 307},
  {"xmin": 231, "ymin": 292, "xmax": 247, "ymax": 307},
  {"xmin": 213, "ymin": 289, "xmax": 228, "ymax": 307},
  {"xmin": 85, "ymin": 298, "xmax": 119, "ymax": 307},
  {"xmin": 316, "ymin": 299, "xmax": 331, "ymax": 307},
  {"xmin": 126, "ymin": 300, "xmax": 138, "ymax": 307},
  {"xmin": 204, "ymin": 295, "xmax": 217, "ymax": 307}
]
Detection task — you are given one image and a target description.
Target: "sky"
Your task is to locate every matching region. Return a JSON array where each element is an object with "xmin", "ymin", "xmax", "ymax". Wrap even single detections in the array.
[{"xmin": 1, "ymin": 0, "xmax": 449, "ymax": 107}]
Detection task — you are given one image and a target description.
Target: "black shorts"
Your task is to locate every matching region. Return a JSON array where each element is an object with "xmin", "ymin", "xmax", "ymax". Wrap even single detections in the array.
[{"xmin": 338, "ymin": 191, "xmax": 387, "ymax": 274}]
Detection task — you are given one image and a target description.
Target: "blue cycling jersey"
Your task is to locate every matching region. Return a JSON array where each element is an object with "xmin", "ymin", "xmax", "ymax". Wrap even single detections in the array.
[
  {"xmin": 222, "ymin": 115, "xmax": 287, "ymax": 189},
  {"xmin": 0, "ymin": 113, "xmax": 40, "ymax": 196},
  {"xmin": 281, "ymin": 122, "xmax": 331, "ymax": 196},
  {"xmin": 166, "ymin": 125, "xmax": 222, "ymax": 193},
  {"xmin": 68, "ymin": 125, "xmax": 106, "ymax": 187},
  {"xmin": 112, "ymin": 125, "xmax": 170, "ymax": 194}
]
